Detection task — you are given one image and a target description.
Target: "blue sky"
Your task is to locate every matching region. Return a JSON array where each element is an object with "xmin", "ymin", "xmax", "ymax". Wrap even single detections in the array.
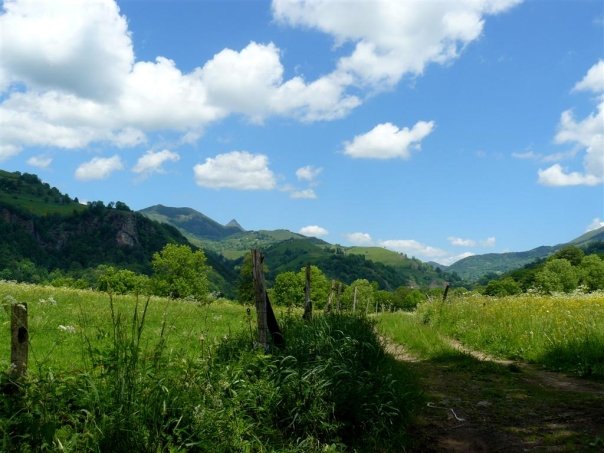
[{"xmin": 0, "ymin": 0, "xmax": 602, "ymax": 265}]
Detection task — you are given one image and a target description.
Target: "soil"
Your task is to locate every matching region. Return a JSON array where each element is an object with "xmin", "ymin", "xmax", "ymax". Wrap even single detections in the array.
[{"xmin": 385, "ymin": 339, "xmax": 604, "ymax": 452}]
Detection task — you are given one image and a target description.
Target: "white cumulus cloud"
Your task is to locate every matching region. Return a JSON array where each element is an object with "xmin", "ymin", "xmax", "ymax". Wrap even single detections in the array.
[
  {"xmin": 538, "ymin": 61, "xmax": 604, "ymax": 187},
  {"xmin": 378, "ymin": 239, "xmax": 448, "ymax": 258},
  {"xmin": 586, "ymin": 217, "xmax": 604, "ymax": 232},
  {"xmin": 0, "ymin": 144, "xmax": 21, "ymax": 161},
  {"xmin": 132, "ymin": 149, "xmax": 180, "ymax": 175},
  {"xmin": 272, "ymin": 0, "xmax": 521, "ymax": 89},
  {"xmin": 26, "ymin": 155, "xmax": 52, "ymax": 168},
  {"xmin": 299, "ymin": 225, "xmax": 329, "ymax": 237},
  {"xmin": 290, "ymin": 189, "xmax": 317, "ymax": 199},
  {"xmin": 346, "ymin": 232, "xmax": 374, "ymax": 246},
  {"xmin": 296, "ymin": 165, "xmax": 322, "ymax": 182},
  {"xmin": 448, "ymin": 236, "xmax": 476, "ymax": 247},
  {"xmin": 344, "ymin": 121, "xmax": 435, "ymax": 159},
  {"xmin": 573, "ymin": 59, "xmax": 604, "ymax": 94},
  {"xmin": 75, "ymin": 155, "xmax": 124, "ymax": 181},
  {"xmin": 193, "ymin": 151, "xmax": 276, "ymax": 190}
]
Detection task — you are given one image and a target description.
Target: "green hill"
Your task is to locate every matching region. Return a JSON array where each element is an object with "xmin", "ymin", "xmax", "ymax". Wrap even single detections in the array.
[
  {"xmin": 0, "ymin": 170, "xmax": 237, "ymax": 296},
  {"xmin": 445, "ymin": 227, "xmax": 604, "ymax": 282},
  {"xmin": 260, "ymin": 239, "xmax": 454, "ymax": 290}
]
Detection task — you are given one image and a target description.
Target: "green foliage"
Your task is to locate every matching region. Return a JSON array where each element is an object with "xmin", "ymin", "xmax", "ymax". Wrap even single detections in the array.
[
  {"xmin": 151, "ymin": 243, "xmax": 209, "ymax": 300},
  {"xmin": 341, "ymin": 279, "xmax": 375, "ymax": 313},
  {"xmin": 272, "ymin": 271, "xmax": 304, "ymax": 307},
  {"xmin": 535, "ymin": 258, "xmax": 579, "ymax": 294},
  {"xmin": 579, "ymin": 254, "xmax": 604, "ymax": 291},
  {"xmin": 484, "ymin": 277, "xmax": 521, "ymax": 297},
  {"xmin": 552, "ymin": 245, "xmax": 584, "ymax": 266},
  {"xmin": 0, "ymin": 286, "xmax": 418, "ymax": 451},
  {"xmin": 97, "ymin": 265, "xmax": 150, "ymax": 295},
  {"xmin": 391, "ymin": 286, "xmax": 425, "ymax": 311}
]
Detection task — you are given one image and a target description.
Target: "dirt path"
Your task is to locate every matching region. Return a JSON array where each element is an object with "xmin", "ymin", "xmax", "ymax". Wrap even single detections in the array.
[{"xmin": 385, "ymin": 337, "xmax": 604, "ymax": 452}]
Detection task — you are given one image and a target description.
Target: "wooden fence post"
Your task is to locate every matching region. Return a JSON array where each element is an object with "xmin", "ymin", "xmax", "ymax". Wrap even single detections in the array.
[
  {"xmin": 303, "ymin": 263, "xmax": 312, "ymax": 321},
  {"xmin": 252, "ymin": 250, "xmax": 269, "ymax": 349},
  {"xmin": 325, "ymin": 280, "xmax": 336, "ymax": 314},
  {"xmin": 10, "ymin": 303, "xmax": 28, "ymax": 378},
  {"xmin": 442, "ymin": 283, "xmax": 450, "ymax": 302},
  {"xmin": 336, "ymin": 282, "xmax": 342, "ymax": 313},
  {"xmin": 352, "ymin": 286, "xmax": 357, "ymax": 314}
]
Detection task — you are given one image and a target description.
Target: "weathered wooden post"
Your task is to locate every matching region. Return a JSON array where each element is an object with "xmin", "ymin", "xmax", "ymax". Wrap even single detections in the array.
[
  {"xmin": 336, "ymin": 282, "xmax": 342, "ymax": 313},
  {"xmin": 303, "ymin": 263, "xmax": 312, "ymax": 321},
  {"xmin": 325, "ymin": 279, "xmax": 336, "ymax": 314},
  {"xmin": 442, "ymin": 282, "xmax": 450, "ymax": 302},
  {"xmin": 352, "ymin": 286, "xmax": 358, "ymax": 313},
  {"xmin": 11, "ymin": 303, "xmax": 28, "ymax": 378},
  {"xmin": 252, "ymin": 250, "xmax": 269, "ymax": 349}
]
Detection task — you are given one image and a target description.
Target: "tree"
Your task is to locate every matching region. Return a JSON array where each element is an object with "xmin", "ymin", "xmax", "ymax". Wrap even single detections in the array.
[
  {"xmin": 151, "ymin": 244, "xmax": 209, "ymax": 300},
  {"xmin": 484, "ymin": 277, "xmax": 521, "ymax": 297},
  {"xmin": 579, "ymin": 254, "xmax": 604, "ymax": 291},
  {"xmin": 237, "ymin": 252, "xmax": 268, "ymax": 305},
  {"xmin": 272, "ymin": 271, "xmax": 304, "ymax": 307},
  {"xmin": 296, "ymin": 265, "xmax": 330, "ymax": 309},
  {"xmin": 535, "ymin": 258, "xmax": 578, "ymax": 294},
  {"xmin": 342, "ymin": 279, "xmax": 375, "ymax": 313},
  {"xmin": 552, "ymin": 245, "xmax": 584, "ymax": 266}
]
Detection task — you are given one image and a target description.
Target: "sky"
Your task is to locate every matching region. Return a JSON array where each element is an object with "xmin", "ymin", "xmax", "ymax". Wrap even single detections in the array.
[{"xmin": 0, "ymin": 0, "xmax": 603, "ymax": 265}]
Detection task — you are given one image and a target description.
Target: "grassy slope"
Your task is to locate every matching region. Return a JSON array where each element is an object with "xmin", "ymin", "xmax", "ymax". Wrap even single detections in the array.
[{"xmin": 0, "ymin": 169, "xmax": 85, "ymax": 216}]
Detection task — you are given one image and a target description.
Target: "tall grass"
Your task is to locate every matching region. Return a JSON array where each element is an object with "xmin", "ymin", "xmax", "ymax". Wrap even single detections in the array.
[
  {"xmin": 415, "ymin": 292, "xmax": 604, "ymax": 378},
  {"xmin": 1, "ymin": 281, "xmax": 419, "ymax": 451}
]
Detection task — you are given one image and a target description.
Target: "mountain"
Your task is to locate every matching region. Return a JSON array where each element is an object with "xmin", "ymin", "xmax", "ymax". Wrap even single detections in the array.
[
  {"xmin": 139, "ymin": 204, "xmax": 312, "ymax": 260},
  {"xmin": 0, "ymin": 171, "xmax": 237, "ymax": 295},
  {"xmin": 139, "ymin": 205, "xmax": 244, "ymax": 240},
  {"xmin": 444, "ymin": 227, "xmax": 604, "ymax": 282},
  {"xmin": 140, "ymin": 204, "xmax": 457, "ymax": 288},
  {"xmin": 261, "ymin": 239, "xmax": 454, "ymax": 290}
]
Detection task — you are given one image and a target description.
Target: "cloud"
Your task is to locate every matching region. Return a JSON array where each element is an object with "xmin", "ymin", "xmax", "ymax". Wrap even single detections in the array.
[
  {"xmin": 26, "ymin": 155, "xmax": 52, "ymax": 169},
  {"xmin": 437, "ymin": 252, "xmax": 475, "ymax": 266},
  {"xmin": 272, "ymin": 0, "xmax": 521, "ymax": 89},
  {"xmin": 75, "ymin": 155, "xmax": 124, "ymax": 181},
  {"xmin": 587, "ymin": 217, "xmax": 604, "ymax": 232},
  {"xmin": 0, "ymin": 0, "xmax": 518, "ymax": 156},
  {"xmin": 0, "ymin": 144, "xmax": 20, "ymax": 161},
  {"xmin": 193, "ymin": 151, "xmax": 276, "ymax": 190},
  {"xmin": 296, "ymin": 165, "xmax": 322, "ymax": 182},
  {"xmin": 299, "ymin": 225, "xmax": 329, "ymax": 237},
  {"xmin": 573, "ymin": 60, "xmax": 604, "ymax": 94},
  {"xmin": 448, "ymin": 236, "xmax": 476, "ymax": 247},
  {"xmin": 0, "ymin": 2, "xmax": 357, "ymax": 155},
  {"xmin": 538, "ymin": 61, "xmax": 604, "ymax": 187},
  {"xmin": 538, "ymin": 163, "xmax": 600, "ymax": 187},
  {"xmin": 132, "ymin": 149, "xmax": 180, "ymax": 175},
  {"xmin": 378, "ymin": 239, "xmax": 448, "ymax": 258},
  {"xmin": 480, "ymin": 236, "xmax": 496, "ymax": 247},
  {"xmin": 0, "ymin": 0, "xmax": 133, "ymax": 99},
  {"xmin": 346, "ymin": 232, "xmax": 374, "ymax": 246},
  {"xmin": 290, "ymin": 189, "xmax": 317, "ymax": 199},
  {"xmin": 344, "ymin": 121, "xmax": 435, "ymax": 159}
]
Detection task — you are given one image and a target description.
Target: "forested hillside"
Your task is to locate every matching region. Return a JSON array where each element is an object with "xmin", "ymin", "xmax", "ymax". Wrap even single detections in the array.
[{"xmin": 0, "ymin": 170, "xmax": 236, "ymax": 295}]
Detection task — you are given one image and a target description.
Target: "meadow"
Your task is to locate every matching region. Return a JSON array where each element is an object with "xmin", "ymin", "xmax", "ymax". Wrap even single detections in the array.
[
  {"xmin": 0, "ymin": 281, "xmax": 417, "ymax": 452},
  {"xmin": 379, "ymin": 292, "xmax": 604, "ymax": 378}
]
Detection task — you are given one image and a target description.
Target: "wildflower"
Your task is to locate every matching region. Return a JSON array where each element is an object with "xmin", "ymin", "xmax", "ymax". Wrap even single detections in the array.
[{"xmin": 58, "ymin": 325, "xmax": 76, "ymax": 333}]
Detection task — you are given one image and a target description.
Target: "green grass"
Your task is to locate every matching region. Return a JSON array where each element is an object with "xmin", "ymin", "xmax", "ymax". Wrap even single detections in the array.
[
  {"xmin": 1, "ymin": 281, "xmax": 419, "ymax": 451},
  {"xmin": 413, "ymin": 292, "xmax": 604, "ymax": 378},
  {"xmin": 0, "ymin": 281, "xmax": 248, "ymax": 372}
]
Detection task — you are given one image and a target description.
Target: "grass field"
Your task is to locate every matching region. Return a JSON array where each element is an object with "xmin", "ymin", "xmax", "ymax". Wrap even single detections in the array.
[
  {"xmin": 379, "ymin": 292, "xmax": 604, "ymax": 378},
  {"xmin": 1, "ymin": 281, "xmax": 417, "ymax": 451},
  {"xmin": 0, "ymin": 281, "xmax": 250, "ymax": 373}
]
